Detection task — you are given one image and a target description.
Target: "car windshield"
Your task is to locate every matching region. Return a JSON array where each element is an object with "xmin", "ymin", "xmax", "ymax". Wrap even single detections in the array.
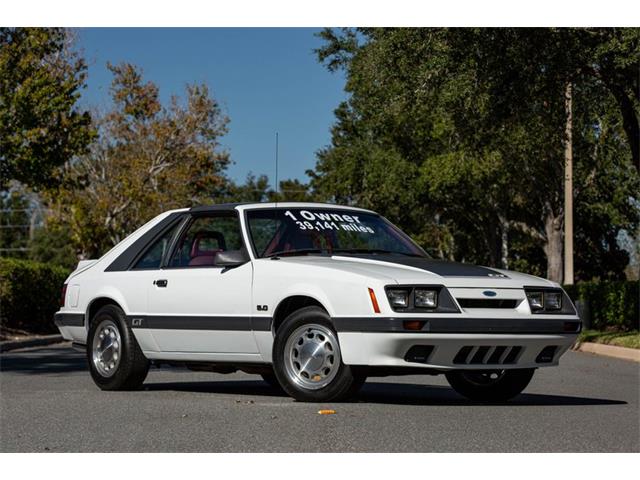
[{"xmin": 245, "ymin": 207, "xmax": 428, "ymax": 258}]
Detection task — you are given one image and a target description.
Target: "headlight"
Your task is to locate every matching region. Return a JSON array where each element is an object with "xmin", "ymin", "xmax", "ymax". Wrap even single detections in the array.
[
  {"xmin": 544, "ymin": 291, "xmax": 562, "ymax": 310},
  {"xmin": 526, "ymin": 291, "xmax": 544, "ymax": 311},
  {"xmin": 386, "ymin": 289, "xmax": 409, "ymax": 308},
  {"xmin": 415, "ymin": 289, "xmax": 438, "ymax": 308},
  {"xmin": 526, "ymin": 289, "xmax": 564, "ymax": 312}
]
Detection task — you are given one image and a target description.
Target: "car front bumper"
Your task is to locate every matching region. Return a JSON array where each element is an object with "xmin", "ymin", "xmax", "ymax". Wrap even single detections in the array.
[{"xmin": 335, "ymin": 316, "xmax": 580, "ymax": 370}]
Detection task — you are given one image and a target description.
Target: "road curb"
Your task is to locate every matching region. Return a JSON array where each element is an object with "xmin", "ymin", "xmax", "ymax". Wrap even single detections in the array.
[
  {"xmin": 0, "ymin": 335, "xmax": 64, "ymax": 353},
  {"xmin": 575, "ymin": 341, "xmax": 640, "ymax": 362}
]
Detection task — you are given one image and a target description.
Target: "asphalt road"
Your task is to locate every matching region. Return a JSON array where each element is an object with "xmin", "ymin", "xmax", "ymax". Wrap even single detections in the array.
[{"xmin": 1, "ymin": 343, "xmax": 638, "ymax": 452}]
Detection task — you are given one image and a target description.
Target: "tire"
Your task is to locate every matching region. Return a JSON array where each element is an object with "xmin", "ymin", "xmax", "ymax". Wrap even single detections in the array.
[
  {"xmin": 260, "ymin": 370, "xmax": 284, "ymax": 390},
  {"xmin": 272, "ymin": 306, "xmax": 364, "ymax": 402},
  {"xmin": 87, "ymin": 304, "xmax": 149, "ymax": 390},
  {"xmin": 445, "ymin": 368, "xmax": 535, "ymax": 402}
]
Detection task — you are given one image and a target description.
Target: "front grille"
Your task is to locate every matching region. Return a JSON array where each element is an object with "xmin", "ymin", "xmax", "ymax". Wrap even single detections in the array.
[
  {"xmin": 457, "ymin": 298, "xmax": 519, "ymax": 309},
  {"xmin": 453, "ymin": 345, "xmax": 523, "ymax": 365}
]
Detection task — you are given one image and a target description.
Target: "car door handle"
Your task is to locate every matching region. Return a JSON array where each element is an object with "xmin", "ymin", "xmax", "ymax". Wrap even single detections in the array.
[{"xmin": 153, "ymin": 279, "xmax": 168, "ymax": 288}]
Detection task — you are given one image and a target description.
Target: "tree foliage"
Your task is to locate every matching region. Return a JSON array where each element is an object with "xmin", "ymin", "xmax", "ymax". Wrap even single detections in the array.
[
  {"xmin": 312, "ymin": 28, "xmax": 640, "ymax": 281},
  {"xmin": 0, "ymin": 28, "xmax": 94, "ymax": 190},
  {"xmin": 45, "ymin": 62, "xmax": 231, "ymax": 258}
]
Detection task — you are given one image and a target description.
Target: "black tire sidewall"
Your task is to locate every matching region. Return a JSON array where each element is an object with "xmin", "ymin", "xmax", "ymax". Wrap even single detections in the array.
[
  {"xmin": 272, "ymin": 306, "xmax": 359, "ymax": 402},
  {"xmin": 445, "ymin": 368, "xmax": 535, "ymax": 402},
  {"xmin": 87, "ymin": 304, "xmax": 149, "ymax": 390}
]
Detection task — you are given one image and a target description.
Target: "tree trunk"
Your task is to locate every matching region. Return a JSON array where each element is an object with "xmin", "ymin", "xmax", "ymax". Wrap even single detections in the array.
[
  {"xmin": 498, "ymin": 213, "xmax": 509, "ymax": 270},
  {"xmin": 543, "ymin": 206, "xmax": 564, "ymax": 283},
  {"xmin": 563, "ymin": 81, "xmax": 574, "ymax": 285}
]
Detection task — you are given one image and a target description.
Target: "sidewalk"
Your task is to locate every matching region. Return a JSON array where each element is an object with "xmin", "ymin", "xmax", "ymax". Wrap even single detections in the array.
[
  {"xmin": 0, "ymin": 334, "xmax": 64, "ymax": 353},
  {"xmin": 574, "ymin": 342, "xmax": 640, "ymax": 362}
]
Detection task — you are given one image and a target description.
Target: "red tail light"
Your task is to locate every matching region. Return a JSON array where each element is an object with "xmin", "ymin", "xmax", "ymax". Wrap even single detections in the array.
[{"xmin": 61, "ymin": 284, "xmax": 68, "ymax": 307}]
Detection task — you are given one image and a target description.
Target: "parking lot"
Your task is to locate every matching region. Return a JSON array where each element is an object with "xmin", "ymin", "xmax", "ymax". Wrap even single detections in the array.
[{"xmin": 0, "ymin": 343, "xmax": 638, "ymax": 452}]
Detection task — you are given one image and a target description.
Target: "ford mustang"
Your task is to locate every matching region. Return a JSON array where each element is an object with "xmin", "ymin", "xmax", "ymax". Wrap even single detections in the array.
[{"xmin": 55, "ymin": 203, "xmax": 580, "ymax": 402}]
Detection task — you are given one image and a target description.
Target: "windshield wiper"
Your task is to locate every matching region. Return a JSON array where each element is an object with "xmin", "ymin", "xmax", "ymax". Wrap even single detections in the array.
[
  {"xmin": 265, "ymin": 248, "xmax": 324, "ymax": 259},
  {"xmin": 332, "ymin": 248, "xmax": 424, "ymax": 257}
]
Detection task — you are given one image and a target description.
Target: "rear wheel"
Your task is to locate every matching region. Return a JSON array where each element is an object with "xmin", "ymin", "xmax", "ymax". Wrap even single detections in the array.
[
  {"xmin": 273, "ymin": 306, "xmax": 365, "ymax": 402},
  {"xmin": 445, "ymin": 368, "xmax": 535, "ymax": 402},
  {"xmin": 87, "ymin": 305, "xmax": 149, "ymax": 390}
]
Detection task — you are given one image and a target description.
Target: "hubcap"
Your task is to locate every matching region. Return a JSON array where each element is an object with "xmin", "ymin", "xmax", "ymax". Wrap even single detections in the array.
[
  {"xmin": 92, "ymin": 319, "xmax": 122, "ymax": 377},
  {"xmin": 284, "ymin": 324, "xmax": 341, "ymax": 390}
]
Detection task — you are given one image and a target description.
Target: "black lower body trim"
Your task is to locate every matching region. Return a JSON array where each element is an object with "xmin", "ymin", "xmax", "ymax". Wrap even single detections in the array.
[
  {"xmin": 333, "ymin": 317, "xmax": 581, "ymax": 334},
  {"xmin": 127, "ymin": 315, "xmax": 272, "ymax": 331},
  {"xmin": 54, "ymin": 312, "xmax": 85, "ymax": 327}
]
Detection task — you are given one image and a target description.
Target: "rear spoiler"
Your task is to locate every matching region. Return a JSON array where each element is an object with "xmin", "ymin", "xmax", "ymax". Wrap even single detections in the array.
[{"xmin": 76, "ymin": 259, "xmax": 97, "ymax": 271}]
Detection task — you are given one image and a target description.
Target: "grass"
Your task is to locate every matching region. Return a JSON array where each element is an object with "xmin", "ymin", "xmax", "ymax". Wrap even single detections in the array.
[{"xmin": 579, "ymin": 330, "xmax": 640, "ymax": 349}]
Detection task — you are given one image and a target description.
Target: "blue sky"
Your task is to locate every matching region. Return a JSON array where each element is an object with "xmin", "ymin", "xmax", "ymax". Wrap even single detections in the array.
[{"xmin": 76, "ymin": 28, "xmax": 347, "ymax": 184}]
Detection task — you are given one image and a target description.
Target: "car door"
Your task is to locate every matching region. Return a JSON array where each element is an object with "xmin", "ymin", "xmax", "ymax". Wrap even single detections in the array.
[{"xmin": 144, "ymin": 210, "xmax": 257, "ymax": 356}]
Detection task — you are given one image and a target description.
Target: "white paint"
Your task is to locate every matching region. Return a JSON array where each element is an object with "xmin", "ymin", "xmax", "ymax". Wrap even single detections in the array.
[{"xmin": 54, "ymin": 202, "xmax": 580, "ymax": 375}]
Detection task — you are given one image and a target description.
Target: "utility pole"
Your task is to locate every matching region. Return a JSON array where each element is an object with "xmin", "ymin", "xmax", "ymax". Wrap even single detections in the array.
[{"xmin": 564, "ymin": 81, "xmax": 574, "ymax": 285}]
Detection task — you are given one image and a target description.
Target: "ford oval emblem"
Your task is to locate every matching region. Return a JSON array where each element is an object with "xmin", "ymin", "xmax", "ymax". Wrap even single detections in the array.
[{"xmin": 482, "ymin": 290, "xmax": 497, "ymax": 297}]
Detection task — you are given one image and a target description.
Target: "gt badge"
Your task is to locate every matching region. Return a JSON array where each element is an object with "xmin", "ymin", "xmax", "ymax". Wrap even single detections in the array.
[{"xmin": 257, "ymin": 305, "xmax": 268, "ymax": 312}]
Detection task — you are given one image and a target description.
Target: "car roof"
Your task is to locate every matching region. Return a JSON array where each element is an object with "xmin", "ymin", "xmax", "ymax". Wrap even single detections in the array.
[{"xmin": 189, "ymin": 202, "xmax": 376, "ymax": 214}]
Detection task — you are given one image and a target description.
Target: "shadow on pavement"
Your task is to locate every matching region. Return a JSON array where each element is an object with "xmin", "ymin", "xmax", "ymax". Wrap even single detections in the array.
[
  {"xmin": 143, "ymin": 379, "xmax": 628, "ymax": 407},
  {"xmin": 1, "ymin": 346, "xmax": 628, "ymax": 407},
  {"xmin": 357, "ymin": 382, "xmax": 628, "ymax": 407},
  {"xmin": 144, "ymin": 379, "xmax": 287, "ymax": 397},
  {"xmin": 0, "ymin": 347, "xmax": 87, "ymax": 375}
]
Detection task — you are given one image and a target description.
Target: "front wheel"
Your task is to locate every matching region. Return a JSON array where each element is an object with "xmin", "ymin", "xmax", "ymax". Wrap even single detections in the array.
[
  {"xmin": 445, "ymin": 368, "xmax": 535, "ymax": 402},
  {"xmin": 273, "ymin": 306, "xmax": 365, "ymax": 402}
]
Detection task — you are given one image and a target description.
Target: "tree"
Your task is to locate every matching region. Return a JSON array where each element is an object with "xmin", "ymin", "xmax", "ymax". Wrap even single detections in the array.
[
  {"xmin": 223, "ymin": 173, "xmax": 313, "ymax": 203},
  {"xmin": 0, "ymin": 28, "xmax": 93, "ymax": 190},
  {"xmin": 0, "ymin": 187, "xmax": 30, "ymax": 258},
  {"xmin": 46, "ymin": 62, "xmax": 231, "ymax": 258},
  {"xmin": 313, "ymin": 28, "xmax": 639, "ymax": 281}
]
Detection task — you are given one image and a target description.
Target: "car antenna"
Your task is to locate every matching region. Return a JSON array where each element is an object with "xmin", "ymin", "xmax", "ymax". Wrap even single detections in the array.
[
  {"xmin": 275, "ymin": 132, "xmax": 279, "ymax": 204},
  {"xmin": 271, "ymin": 132, "xmax": 281, "ymax": 260}
]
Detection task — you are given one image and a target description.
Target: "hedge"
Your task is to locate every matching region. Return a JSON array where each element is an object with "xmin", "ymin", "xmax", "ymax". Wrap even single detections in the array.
[
  {"xmin": 0, "ymin": 258, "xmax": 70, "ymax": 334},
  {"xmin": 564, "ymin": 280, "xmax": 639, "ymax": 331}
]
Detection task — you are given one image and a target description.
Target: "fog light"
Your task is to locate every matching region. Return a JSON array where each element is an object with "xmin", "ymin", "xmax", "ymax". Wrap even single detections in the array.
[
  {"xmin": 526, "ymin": 291, "xmax": 544, "ymax": 311},
  {"xmin": 387, "ymin": 289, "xmax": 409, "ymax": 308},
  {"xmin": 415, "ymin": 289, "xmax": 438, "ymax": 308},
  {"xmin": 544, "ymin": 292, "xmax": 562, "ymax": 310}
]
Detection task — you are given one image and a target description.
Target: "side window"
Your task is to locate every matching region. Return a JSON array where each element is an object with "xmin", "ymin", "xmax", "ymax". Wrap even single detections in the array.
[
  {"xmin": 133, "ymin": 221, "xmax": 181, "ymax": 270},
  {"xmin": 169, "ymin": 213, "xmax": 243, "ymax": 268},
  {"xmin": 248, "ymin": 217, "xmax": 283, "ymax": 256}
]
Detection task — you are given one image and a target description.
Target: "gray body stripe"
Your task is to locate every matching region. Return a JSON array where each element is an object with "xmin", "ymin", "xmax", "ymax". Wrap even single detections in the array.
[
  {"xmin": 128, "ymin": 316, "xmax": 271, "ymax": 331},
  {"xmin": 332, "ymin": 317, "xmax": 581, "ymax": 334},
  {"xmin": 54, "ymin": 313, "xmax": 85, "ymax": 327},
  {"xmin": 341, "ymin": 254, "xmax": 506, "ymax": 277}
]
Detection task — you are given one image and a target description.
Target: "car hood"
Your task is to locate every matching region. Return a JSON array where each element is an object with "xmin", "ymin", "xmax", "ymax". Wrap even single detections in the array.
[{"xmin": 278, "ymin": 254, "xmax": 557, "ymax": 289}]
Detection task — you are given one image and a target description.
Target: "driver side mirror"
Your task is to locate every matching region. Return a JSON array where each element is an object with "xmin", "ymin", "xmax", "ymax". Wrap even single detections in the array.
[{"xmin": 214, "ymin": 249, "xmax": 249, "ymax": 268}]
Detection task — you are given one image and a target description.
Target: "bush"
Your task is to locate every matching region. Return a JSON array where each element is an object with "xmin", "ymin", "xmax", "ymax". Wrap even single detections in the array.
[
  {"xmin": 0, "ymin": 258, "xmax": 70, "ymax": 334},
  {"xmin": 564, "ymin": 280, "xmax": 639, "ymax": 331}
]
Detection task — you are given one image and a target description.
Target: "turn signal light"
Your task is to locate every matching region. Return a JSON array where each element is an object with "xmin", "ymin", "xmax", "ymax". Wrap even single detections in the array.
[
  {"xmin": 368, "ymin": 288, "xmax": 381, "ymax": 313},
  {"xmin": 403, "ymin": 320, "xmax": 426, "ymax": 331}
]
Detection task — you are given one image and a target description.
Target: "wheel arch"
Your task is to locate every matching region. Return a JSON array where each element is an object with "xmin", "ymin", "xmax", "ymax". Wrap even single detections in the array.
[
  {"xmin": 85, "ymin": 296, "xmax": 125, "ymax": 329},
  {"xmin": 271, "ymin": 295, "xmax": 330, "ymax": 334}
]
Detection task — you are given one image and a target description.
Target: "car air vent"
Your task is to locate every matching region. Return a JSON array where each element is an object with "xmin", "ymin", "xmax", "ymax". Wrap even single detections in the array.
[
  {"xmin": 457, "ymin": 298, "xmax": 519, "ymax": 309},
  {"xmin": 404, "ymin": 345, "xmax": 435, "ymax": 364},
  {"xmin": 453, "ymin": 345, "xmax": 523, "ymax": 365}
]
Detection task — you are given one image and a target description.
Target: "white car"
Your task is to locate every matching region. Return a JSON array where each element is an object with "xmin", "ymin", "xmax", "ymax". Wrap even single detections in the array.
[{"xmin": 55, "ymin": 202, "xmax": 580, "ymax": 402}]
